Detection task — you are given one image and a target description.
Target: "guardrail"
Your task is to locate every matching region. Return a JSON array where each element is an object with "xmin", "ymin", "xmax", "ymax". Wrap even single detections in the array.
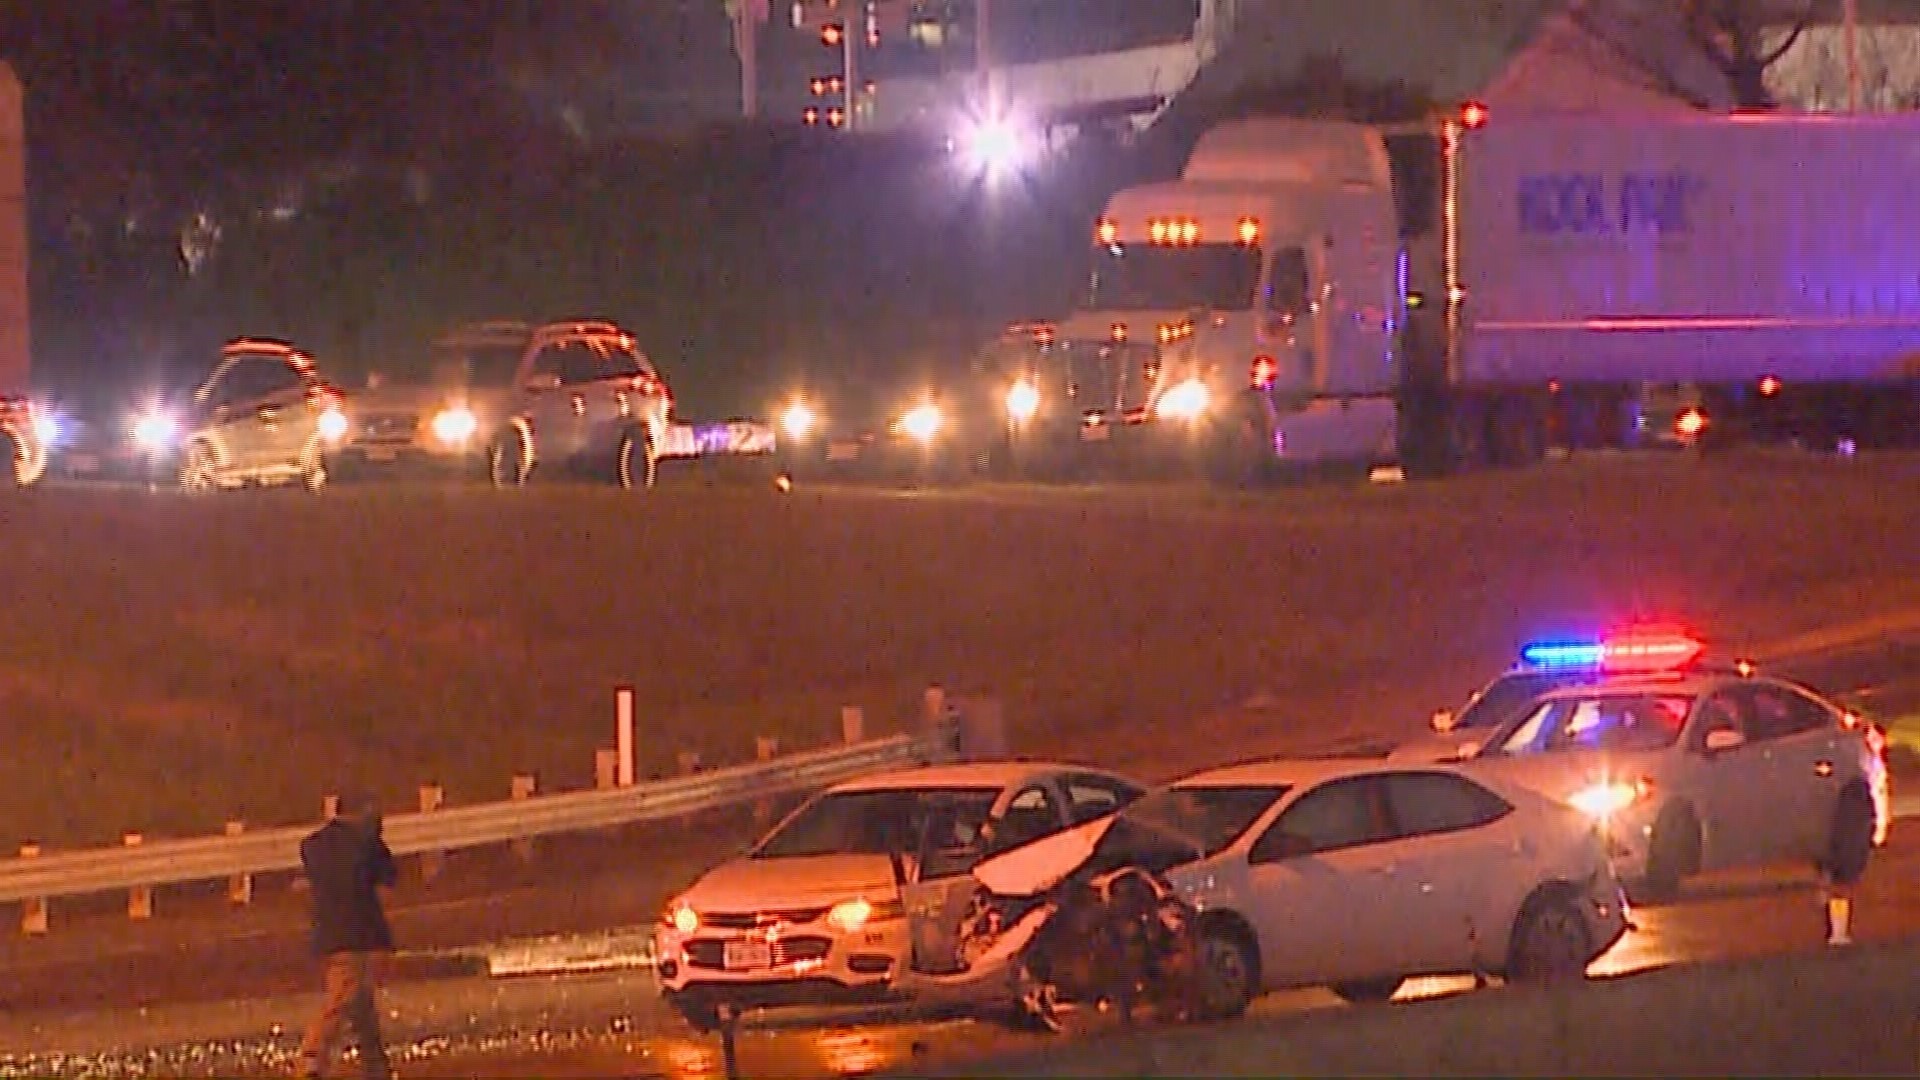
[{"xmin": 0, "ymin": 713, "xmax": 967, "ymax": 910}]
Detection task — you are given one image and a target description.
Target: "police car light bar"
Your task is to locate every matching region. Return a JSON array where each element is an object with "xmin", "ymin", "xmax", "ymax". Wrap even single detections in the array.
[{"xmin": 1520, "ymin": 630, "xmax": 1705, "ymax": 673}]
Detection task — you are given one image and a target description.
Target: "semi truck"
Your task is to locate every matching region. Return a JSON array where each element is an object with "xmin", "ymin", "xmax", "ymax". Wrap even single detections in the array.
[{"xmin": 1033, "ymin": 107, "xmax": 1920, "ymax": 478}]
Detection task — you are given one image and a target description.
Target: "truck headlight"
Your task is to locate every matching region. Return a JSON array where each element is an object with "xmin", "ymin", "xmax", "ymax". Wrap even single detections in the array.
[
  {"xmin": 1155, "ymin": 378, "xmax": 1210, "ymax": 421},
  {"xmin": 317, "ymin": 407, "xmax": 349, "ymax": 444},
  {"xmin": 1005, "ymin": 379, "xmax": 1039, "ymax": 423},
  {"xmin": 897, "ymin": 403, "xmax": 942, "ymax": 444},
  {"xmin": 431, "ymin": 406, "xmax": 478, "ymax": 445},
  {"xmin": 781, "ymin": 401, "xmax": 817, "ymax": 441}
]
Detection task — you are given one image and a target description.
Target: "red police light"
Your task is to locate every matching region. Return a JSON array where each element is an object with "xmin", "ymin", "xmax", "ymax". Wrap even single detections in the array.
[
  {"xmin": 1250, "ymin": 356, "xmax": 1278, "ymax": 388},
  {"xmin": 826, "ymin": 107, "xmax": 846, "ymax": 128},
  {"xmin": 803, "ymin": 107, "xmax": 821, "ymax": 125},
  {"xmin": 821, "ymin": 22, "xmax": 845, "ymax": 47},
  {"xmin": 809, "ymin": 77, "xmax": 828, "ymax": 96},
  {"xmin": 1460, "ymin": 101, "xmax": 1490, "ymax": 130}
]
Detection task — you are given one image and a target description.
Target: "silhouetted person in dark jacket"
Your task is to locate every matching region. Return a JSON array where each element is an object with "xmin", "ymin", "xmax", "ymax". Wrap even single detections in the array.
[{"xmin": 296, "ymin": 790, "xmax": 396, "ymax": 1079}]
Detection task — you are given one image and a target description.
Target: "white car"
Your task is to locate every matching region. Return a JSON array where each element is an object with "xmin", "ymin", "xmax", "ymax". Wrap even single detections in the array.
[
  {"xmin": 1459, "ymin": 671, "xmax": 1889, "ymax": 902},
  {"xmin": 1126, "ymin": 758, "xmax": 1629, "ymax": 1017},
  {"xmin": 653, "ymin": 761, "xmax": 1144, "ymax": 1031}
]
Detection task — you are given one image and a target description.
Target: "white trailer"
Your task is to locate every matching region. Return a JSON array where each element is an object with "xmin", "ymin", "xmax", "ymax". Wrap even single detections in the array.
[{"xmin": 1046, "ymin": 108, "xmax": 1920, "ymax": 479}]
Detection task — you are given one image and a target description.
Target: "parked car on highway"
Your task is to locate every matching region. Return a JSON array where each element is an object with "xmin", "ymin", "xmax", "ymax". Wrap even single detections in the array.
[
  {"xmin": 330, "ymin": 319, "xmax": 671, "ymax": 489},
  {"xmin": 1126, "ymin": 758, "xmax": 1631, "ymax": 1016},
  {"xmin": 652, "ymin": 760, "xmax": 1144, "ymax": 1032},
  {"xmin": 152, "ymin": 338, "xmax": 349, "ymax": 492},
  {"xmin": 1392, "ymin": 630, "xmax": 1891, "ymax": 901}
]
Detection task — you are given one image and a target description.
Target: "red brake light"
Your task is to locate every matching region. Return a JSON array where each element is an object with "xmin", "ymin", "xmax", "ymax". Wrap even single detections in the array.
[
  {"xmin": 1459, "ymin": 101, "xmax": 1489, "ymax": 130},
  {"xmin": 1251, "ymin": 356, "xmax": 1278, "ymax": 388}
]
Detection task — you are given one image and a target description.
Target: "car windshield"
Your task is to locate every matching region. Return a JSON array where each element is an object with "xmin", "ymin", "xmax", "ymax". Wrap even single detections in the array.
[
  {"xmin": 429, "ymin": 343, "xmax": 528, "ymax": 388},
  {"xmin": 1492, "ymin": 694, "xmax": 1695, "ymax": 756},
  {"xmin": 1455, "ymin": 670, "xmax": 1587, "ymax": 730},
  {"xmin": 1086, "ymin": 243, "xmax": 1263, "ymax": 312},
  {"xmin": 752, "ymin": 787, "xmax": 1001, "ymax": 860},
  {"xmin": 1122, "ymin": 784, "xmax": 1290, "ymax": 858}
]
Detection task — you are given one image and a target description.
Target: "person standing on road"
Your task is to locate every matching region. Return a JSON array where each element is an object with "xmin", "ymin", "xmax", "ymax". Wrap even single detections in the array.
[{"xmin": 296, "ymin": 790, "xmax": 398, "ymax": 1080}]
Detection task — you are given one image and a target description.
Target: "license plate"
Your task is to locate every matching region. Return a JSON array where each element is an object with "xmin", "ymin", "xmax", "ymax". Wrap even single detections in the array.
[
  {"xmin": 364, "ymin": 447, "xmax": 398, "ymax": 463},
  {"xmin": 1080, "ymin": 424, "xmax": 1111, "ymax": 442},
  {"xmin": 826, "ymin": 441, "xmax": 861, "ymax": 462},
  {"xmin": 723, "ymin": 940, "xmax": 773, "ymax": 971}
]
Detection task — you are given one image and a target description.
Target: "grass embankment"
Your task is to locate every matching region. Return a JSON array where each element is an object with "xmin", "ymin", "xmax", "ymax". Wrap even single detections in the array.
[{"xmin": 1, "ymin": 454, "xmax": 1917, "ymax": 847}]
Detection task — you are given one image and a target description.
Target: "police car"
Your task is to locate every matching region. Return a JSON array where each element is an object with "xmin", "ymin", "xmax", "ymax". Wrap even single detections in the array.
[{"xmin": 1395, "ymin": 629, "xmax": 1891, "ymax": 901}]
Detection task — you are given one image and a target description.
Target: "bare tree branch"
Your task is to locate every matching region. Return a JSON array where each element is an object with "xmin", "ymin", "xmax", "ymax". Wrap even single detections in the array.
[{"xmin": 1567, "ymin": 1, "xmax": 1715, "ymax": 107}]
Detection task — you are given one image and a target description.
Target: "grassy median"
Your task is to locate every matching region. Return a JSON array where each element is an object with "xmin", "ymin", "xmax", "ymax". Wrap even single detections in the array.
[{"xmin": 1, "ymin": 452, "xmax": 1917, "ymax": 847}]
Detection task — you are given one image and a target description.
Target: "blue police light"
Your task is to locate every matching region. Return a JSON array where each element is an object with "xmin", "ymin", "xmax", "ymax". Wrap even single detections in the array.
[{"xmin": 1520, "ymin": 641, "xmax": 1608, "ymax": 669}]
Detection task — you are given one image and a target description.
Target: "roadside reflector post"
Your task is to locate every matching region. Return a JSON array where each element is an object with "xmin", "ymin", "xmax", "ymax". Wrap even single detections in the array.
[
  {"xmin": 754, "ymin": 737, "xmax": 778, "ymax": 828},
  {"xmin": 510, "ymin": 774, "xmax": 537, "ymax": 863},
  {"xmin": 841, "ymin": 705, "xmax": 865, "ymax": 745},
  {"xmin": 595, "ymin": 748, "xmax": 618, "ymax": 790},
  {"xmin": 19, "ymin": 843, "xmax": 47, "ymax": 935},
  {"xmin": 615, "ymin": 685, "xmax": 637, "ymax": 787},
  {"xmin": 677, "ymin": 751, "xmax": 703, "ymax": 828},
  {"xmin": 418, "ymin": 783, "xmax": 445, "ymax": 882},
  {"xmin": 124, "ymin": 833, "xmax": 152, "ymax": 920},
  {"xmin": 226, "ymin": 820, "xmax": 252, "ymax": 905},
  {"xmin": 923, "ymin": 684, "xmax": 947, "ymax": 731},
  {"xmin": 323, "ymin": 794, "xmax": 341, "ymax": 820}
]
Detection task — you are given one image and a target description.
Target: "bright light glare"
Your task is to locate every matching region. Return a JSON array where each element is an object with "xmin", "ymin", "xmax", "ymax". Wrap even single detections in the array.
[
  {"xmin": 431, "ymin": 406, "xmax": 478, "ymax": 444},
  {"xmin": 31, "ymin": 412, "xmax": 58, "ymax": 447},
  {"xmin": 1155, "ymin": 378, "xmax": 1210, "ymax": 421},
  {"xmin": 1568, "ymin": 782, "xmax": 1642, "ymax": 820},
  {"xmin": 898, "ymin": 403, "xmax": 942, "ymax": 443},
  {"xmin": 317, "ymin": 407, "xmax": 349, "ymax": 443},
  {"xmin": 782, "ymin": 401, "xmax": 817, "ymax": 440},
  {"xmin": 826, "ymin": 897, "xmax": 874, "ymax": 934},
  {"xmin": 1005, "ymin": 379, "xmax": 1039, "ymax": 422},
  {"xmin": 959, "ymin": 116, "xmax": 1031, "ymax": 179},
  {"xmin": 132, "ymin": 411, "xmax": 178, "ymax": 451}
]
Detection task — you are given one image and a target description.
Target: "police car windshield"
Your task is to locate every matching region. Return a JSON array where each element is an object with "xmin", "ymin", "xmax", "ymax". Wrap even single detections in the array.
[
  {"xmin": 1492, "ymin": 693, "xmax": 1694, "ymax": 756},
  {"xmin": 1455, "ymin": 670, "xmax": 1586, "ymax": 730}
]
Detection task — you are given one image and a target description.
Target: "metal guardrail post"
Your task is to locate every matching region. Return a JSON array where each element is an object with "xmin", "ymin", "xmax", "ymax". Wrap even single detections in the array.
[
  {"xmin": 418, "ymin": 783, "xmax": 445, "ymax": 882},
  {"xmin": 595, "ymin": 749, "xmax": 618, "ymax": 791},
  {"xmin": 510, "ymin": 775, "xmax": 537, "ymax": 863},
  {"xmin": 841, "ymin": 705, "xmax": 864, "ymax": 744},
  {"xmin": 754, "ymin": 737, "xmax": 778, "ymax": 828},
  {"xmin": 225, "ymin": 820, "xmax": 252, "ymax": 905},
  {"xmin": 19, "ymin": 842, "xmax": 45, "ymax": 935},
  {"xmin": 124, "ymin": 833, "xmax": 151, "ymax": 920}
]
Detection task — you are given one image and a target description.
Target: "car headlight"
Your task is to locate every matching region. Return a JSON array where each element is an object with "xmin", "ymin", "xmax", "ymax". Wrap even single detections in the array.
[
  {"xmin": 1155, "ymin": 378, "xmax": 1210, "ymax": 421},
  {"xmin": 669, "ymin": 903, "xmax": 699, "ymax": 934},
  {"xmin": 897, "ymin": 404, "xmax": 942, "ymax": 444},
  {"xmin": 317, "ymin": 406, "xmax": 349, "ymax": 443},
  {"xmin": 1568, "ymin": 780, "xmax": 1649, "ymax": 820},
  {"xmin": 781, "ymin": 401, "xmax": 817, "ymax": 441},
  {"xmin": 131, "ymin": 411, "xmax": 178, "ymax": 451},
  {"xmin": 826, "ymin": 897, "xmax": 875, "ymax": 934},
  {"xmin": 431, "ymin": 405, "xmax": 478, "ymax": 445},
  {"xmin": 1005, "ymin": 379, "xmax": 1039, "ymax": 422},
  {"xmin": 31, "ymin": 412, "xmax": 58, "ymax": 448}
]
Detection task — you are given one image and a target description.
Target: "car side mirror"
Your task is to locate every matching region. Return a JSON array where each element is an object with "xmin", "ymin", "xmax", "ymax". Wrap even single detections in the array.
[
  {"xmin": 525, "ymin": 372, "xmax": 561, "ymax": 393},
  {"xmin": 1430, "ymin": 708, "xmax": 1457, "ymax": 733},
  {"xmin": 1703, "ymin": 727, "xmax": 1746, "ymax": 754}
]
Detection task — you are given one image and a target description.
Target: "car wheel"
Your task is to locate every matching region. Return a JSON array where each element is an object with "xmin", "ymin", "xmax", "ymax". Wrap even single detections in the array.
[
  {"xmin": 180, "ymin": 443, "xmax": 217, "ymax": 493},
  {"xmin": 1637, "ymin": 804, "xmax": 1700, "ymax": 904},
  {"xmin": 617, "ymin": 426, "xmax": 655, "ymax": 491},
  {"xmin": 1507, "ymin": 888, "xmax": 1593, "ymax": 982},
  {"xmin": 1192, "ymin": 919, "xmax": 1258, "ymax": 1021},
  {"xmin": 1822, "ymin": 781, "xmax": 1877, "ymax": 887},
  {"xmin": 0, "ymin": 431, "xmax": 19, "ymax": 493},
  {"xmin": 489, "ymin": 429, "xmax": 529, "ymax": 488},
  {"xmin": 1330, "ymin": 976, "xmax": 1404, "ymax": 1004}
]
